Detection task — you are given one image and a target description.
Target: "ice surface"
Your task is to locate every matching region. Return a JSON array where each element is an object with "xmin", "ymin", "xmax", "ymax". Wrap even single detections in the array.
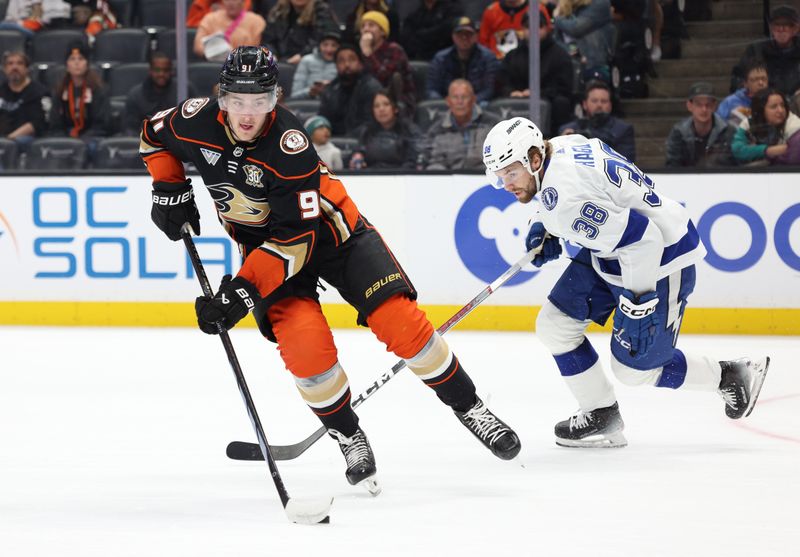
[{"xmin": 1, "ymin": 327, "xmax": 798, "ymax": 556}]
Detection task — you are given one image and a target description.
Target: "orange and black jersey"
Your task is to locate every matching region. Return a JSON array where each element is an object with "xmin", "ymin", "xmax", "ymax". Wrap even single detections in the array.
[{"xmin": 140, "ymin": 98, "xmax": 361, "ymax": 299}]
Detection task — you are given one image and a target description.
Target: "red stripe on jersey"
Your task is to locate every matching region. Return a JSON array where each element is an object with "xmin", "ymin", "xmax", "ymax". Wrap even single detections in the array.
[
  {"xmin": 245, "ymin": 157, "xmax": 320, "ymax": 181},
  {"xmin": 169, "ymin": 110, "xmax": 226, "ymax": 152}
]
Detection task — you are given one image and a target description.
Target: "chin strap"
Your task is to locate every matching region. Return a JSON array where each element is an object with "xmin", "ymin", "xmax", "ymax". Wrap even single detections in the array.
[{"xmin": 526, "ymin": 157, "xmax": 545, "ymax": 192}]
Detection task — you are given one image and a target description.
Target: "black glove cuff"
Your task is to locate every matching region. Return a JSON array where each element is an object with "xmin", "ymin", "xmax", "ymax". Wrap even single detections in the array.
[{"xmin": 152, "ymin": 185, "xmax": 193, "ymax": 207}]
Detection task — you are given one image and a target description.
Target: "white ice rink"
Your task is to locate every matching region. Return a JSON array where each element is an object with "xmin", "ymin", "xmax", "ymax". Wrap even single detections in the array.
[{"xmin": 1, "ymin": 326, "xmax": 798, "ymax": 557}]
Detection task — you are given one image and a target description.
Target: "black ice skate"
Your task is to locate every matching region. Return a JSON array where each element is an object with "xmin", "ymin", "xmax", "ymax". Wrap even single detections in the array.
[
  {"xmin": 718, "ymin": 357, "xmax": 770, "ymax": 419},
  {"xmin": 555, "ymin": 402, "xmax": 627, "ymax": 448},
  {"xmin": 454, "ymin": 397, "xmax": 521, "ymax": 460},
  {"xmin": 328, "ymin": 428, "xmax": 380, "ymax": 496}
]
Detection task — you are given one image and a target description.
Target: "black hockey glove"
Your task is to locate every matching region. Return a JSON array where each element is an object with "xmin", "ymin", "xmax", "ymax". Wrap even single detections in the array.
[
  {"xmin": 195, "ymin": 274, "xmax": 261, "ymax": 335},
  {"xmin": 151, "ymin": 181, "xmax": 200, "ymax": 241}
]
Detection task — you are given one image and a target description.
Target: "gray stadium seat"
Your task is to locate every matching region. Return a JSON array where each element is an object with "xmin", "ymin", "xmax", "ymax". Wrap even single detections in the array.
[
  {"xmin": 0, "ymin": 137, "xmax": 19, "ymax": 170},
  {"xmin": 108, "ymin": 63, "xmax": 150, "ymax": 98},
  {"xmin": 409, "ymin": 60, "xmax": 429, "ymax": 98},
  {"xmin": 284, "ymin": 99, "xmax": 321, "ymax": 126},
  {"xmin": 31, "ymin": 30, "xmax": 87, "ymax": 64},
  {"xmin": 189, "ymin": 62, "xmax": 222, "ymax": 96},
  {"xmin": 330, "ymin": 136, "xmax": 358, "ymax": 167},
  {"xmin": 94, "ymin": 29, "xmax": 150, "ymax": 64},
  {"xmin": 26, "ymin": 138, "xmax": 87, "ymax": 170},
  {"xmin": 414, "ymin": 99, "xmax": 449, "ymax": 129},
  {"xmin": 488, "ymin": 97, "xmax": 551, "ymax": 135},
  {"xmin": 277, "ymin": 62, "xmax": 295, "ymax": 98},
  {"xmin": 94, "ymin": 137, "xmax": 143, "ymax": 170},
  {"xmin": 136, "ymin": 0, "xmax": 177, "ymax": 27},
  {"xmin": 155, "ymin": 28, "xmax": 203, "ymax": 62},
  {"xmin": 0, "ymin": 29, "xmax": 27, "ymax": 57}
]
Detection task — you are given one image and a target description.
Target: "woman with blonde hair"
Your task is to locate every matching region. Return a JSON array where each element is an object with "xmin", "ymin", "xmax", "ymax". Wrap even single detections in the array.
[{"xmin": 262, "ymin": 0, "xmax": 339, "ymax": 64}]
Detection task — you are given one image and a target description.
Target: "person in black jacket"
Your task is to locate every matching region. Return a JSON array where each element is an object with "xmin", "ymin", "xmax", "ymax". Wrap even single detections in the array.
[
  {"xmin": 399, "ymin": 0, "xmax": 462, "ymax": 61},
  {"xmin": 319, "ymin": 44, "xmax": 383, "ymax": 136},
  {"xmin": 50, "ymin": 42, "xmax": 111, "ymax": 153},
  {"xmin": 498, "ymin": 4, "xmax": 573, "ymax": 134},
  {"xmin": 0, "ymin": 51, "xmax": 47, "ymax": 150},
  {"xmin": 123, "ymin": 53, "xmax": 198, "ymax": 135},
  {"xmin": 261, "ymin": 0, "xmax": 340, "ymax": 64},
  {"xmin": 350, "ymin": 90, "xmax": 423, "ymax": 169}
]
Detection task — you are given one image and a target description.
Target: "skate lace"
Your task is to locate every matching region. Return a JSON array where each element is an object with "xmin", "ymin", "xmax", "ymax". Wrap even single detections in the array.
[
  {"xmin": 718, "ymin": 387, "xmax": 739, "ymax": 408},
  {"xmin": 569, "ymin": 410, "xmax": 593, "ymax": 431},
  {"xmin": 330, "ymin": 430, "xmax": 370, "ymax": 468},
  {"xmin": 461, "ymin": 402, "xmax": 509, "ymax": 444}
]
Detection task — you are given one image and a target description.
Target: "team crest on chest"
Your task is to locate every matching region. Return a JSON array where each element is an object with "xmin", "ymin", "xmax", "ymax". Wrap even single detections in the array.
[
  {"xmin": 242, "ymin": 164, "xmax": 264, "ymax": 187},
  {"xmin": 181, "ymin": 97, "xmax": 209, "ymax": 118},
  {"xmin": 280, "ymin": 129, "xmax": 308, "ymax": 155}
]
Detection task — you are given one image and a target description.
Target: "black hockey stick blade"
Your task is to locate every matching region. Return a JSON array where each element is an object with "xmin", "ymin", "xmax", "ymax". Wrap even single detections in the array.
[{"xmin": 227, "ymin": 425, "xmax": 327, "ymax": 461}]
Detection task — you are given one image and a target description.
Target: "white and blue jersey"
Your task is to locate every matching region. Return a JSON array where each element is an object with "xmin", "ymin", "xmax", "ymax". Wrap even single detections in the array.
[{"xmin": 538, "ymin": 135, "xmax": 705, "ymax": 295}]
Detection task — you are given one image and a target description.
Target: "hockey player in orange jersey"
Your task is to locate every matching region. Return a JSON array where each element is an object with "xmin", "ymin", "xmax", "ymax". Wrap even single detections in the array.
[{"xmin": 140, "ymin": 46, "xmax": 521, "ymax": 494}]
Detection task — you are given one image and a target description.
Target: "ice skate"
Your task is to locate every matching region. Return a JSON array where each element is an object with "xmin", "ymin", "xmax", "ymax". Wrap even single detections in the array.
[
  {"xmin": 718, "ymin": 357, "xmax": 770, "ymax": 419},
  {"xmin": 555, "ymin": 402, "xmax": 627, "ymax": 448},
  {"xmin": 454, "ymin": 397, "xmax": 521, "ymax": 460},
  {"xmin": 329, "ymin": 428, "xmax": 381, "ymax": 496}
]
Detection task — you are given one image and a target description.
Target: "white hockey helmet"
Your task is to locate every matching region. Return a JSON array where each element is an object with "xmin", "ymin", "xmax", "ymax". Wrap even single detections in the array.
[{"xmin": 482, "ymin": 117, "xmax": 545, "ymax": 189}]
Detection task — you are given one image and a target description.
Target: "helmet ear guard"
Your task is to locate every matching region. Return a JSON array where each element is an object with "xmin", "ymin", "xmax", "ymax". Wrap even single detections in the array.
[{"xmin": 482, "ymin": 117, "xmax": 545, "ymax": 189}]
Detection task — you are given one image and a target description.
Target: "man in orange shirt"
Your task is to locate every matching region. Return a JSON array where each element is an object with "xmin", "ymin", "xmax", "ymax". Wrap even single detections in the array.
[{"xmin": 478, "ymin": 0, "xmax": 530, "ymax": 58}]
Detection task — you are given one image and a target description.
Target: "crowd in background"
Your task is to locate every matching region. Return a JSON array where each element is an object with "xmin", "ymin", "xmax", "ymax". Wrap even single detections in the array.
[{"xmin": 1, "ymin": 0, "xmax": 800, "ymax": 170}]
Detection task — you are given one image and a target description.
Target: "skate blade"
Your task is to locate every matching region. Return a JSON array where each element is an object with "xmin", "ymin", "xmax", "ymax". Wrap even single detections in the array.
[
  {"xmin": 556, "ymin": 431, "xmax": 628, "ymax": 448},
  {"xmin": 744, "ymin": 356, "xmax": 770, "ymax": 418},
  {"xmin": 356, "ymin": 477, "xmax": 381, "ymax": 497}
]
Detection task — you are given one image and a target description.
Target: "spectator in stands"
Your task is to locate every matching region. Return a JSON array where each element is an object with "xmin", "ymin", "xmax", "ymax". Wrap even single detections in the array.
[
  {"xmin": 498, "ymin": 4, "xmax": 573, "ymax": 133},
  {"xmin": 342, "ymin": 0, "xmax": 400, "ymax": 44},
  {"xmin": 123, "ymin": 53, "xmax": 198, "ymax": 135},
  {"xmin": 262, "ymin": 0, "xmax": 340, "ymax": 65},
  {"xmin": 187, "ymin": 0, "xmax": 253, "ymax": 27},
  {"xmin": 553, "ymin": 0, "xmax": 615, "ymax": 76},
  {"xmin": 718, "ymin": 60, "xmax": 769, "ymax": 127},
  {"xmin": 290, "ymin": 30, "xmax": 340, "ymax": 99},
  {"xmin": 427, "ymin": 16, "xmax": 499, "ymax": 107},
  {"xmin": 731, "ymin": 87, "xmax": 800, "ymax": 166},
  {"xmin": 665, "ymin": 82, "xmax": 737, "ymax": 168},
  {"xmin": 425, "ymin": 78, "xmax": 501, "ymax": 170},
  {"xmin": 319, "ymin": 44, "xmax": 383, "ymax": 136},
  {"xmin": 304, "ymin": 114, "xmax": 343, "ymax": 169},
  {"xmin": 66, "ymin": 1, "xmax": 118, "ymax": 37},
  {"xmin": 559, "ymin": 80, "xmax": 636, "ymax": 161},
  {"xmin": 49, "ymin": 42, "xmax": 110, "ymax": 150},
  {"xmin": 350, "ymin": 90, "xmax": 423, "ymax": 169},
  {"xmin": 479, "ymin": 0, "xmax": 530, "ymax": 59},
  {"xmin": 0, "ymin": 51, "xmax": 48, "ymax": 149},
  {"xmin": 194, "ymin": 0, "xmax": 266, "ymax": 62},
  {"xmin": 359, "ymin": 10, "xmax": 416, "ymax": 116},
  {"xmin": 399, "ymin": 0, "xmax": 462, "ymax": 61},
  {"xmin": 731, "ymin": 5, "xmax": 800, "ymax": 95},
  {"xmin": 0, "ymin": 0, "xmax": 44, "ymax": 35}
]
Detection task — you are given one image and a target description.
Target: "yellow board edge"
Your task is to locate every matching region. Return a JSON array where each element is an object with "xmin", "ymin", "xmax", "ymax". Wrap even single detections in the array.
[{"xmin": 2, "ymin": 302, "xmax": 799, "ymax": 335}]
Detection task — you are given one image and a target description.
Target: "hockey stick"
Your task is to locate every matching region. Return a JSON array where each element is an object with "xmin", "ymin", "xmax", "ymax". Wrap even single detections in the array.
[
  {"xmin": 228, "ymin": 245, "xmax": 542, "ymax": 462},
  {"xmin": 181, "ymin": 226, "xmax": 332, "ymax": 525}
]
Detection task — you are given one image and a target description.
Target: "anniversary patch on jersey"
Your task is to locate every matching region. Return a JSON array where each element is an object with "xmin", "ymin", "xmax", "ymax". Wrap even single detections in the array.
[
  {"xmin": 242, "ymin": 164, "xmax": 264, "ymax": 188},
  {"xmin": 181, "ymin": 97, "xmax": 209, "ymax": 118},
  {"xmin": 541, "ymin": 187, "xmax": 558, "ymax": 211},
  {"xmin": 280, "ymin": 129, "xmax": 308, "ymax": 155}
]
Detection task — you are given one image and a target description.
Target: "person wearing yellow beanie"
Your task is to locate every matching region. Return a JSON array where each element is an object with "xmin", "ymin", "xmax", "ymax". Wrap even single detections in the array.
[{"xmin": 358, "ymin": 9, "xmax": 417, "ymax": 118}]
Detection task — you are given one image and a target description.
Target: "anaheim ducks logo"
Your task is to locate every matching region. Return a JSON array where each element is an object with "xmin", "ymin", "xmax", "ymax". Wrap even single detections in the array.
[
  {"xmin": 206, "ymin": 183, "xmax": 270, "ymax": 226},
  {"xmin": 280, "ymin": 129, "xmax": 308, "ymax": 155},
  {"xmin": 181, "ymin": 97, "xmax": 209, "ymax": 118}
]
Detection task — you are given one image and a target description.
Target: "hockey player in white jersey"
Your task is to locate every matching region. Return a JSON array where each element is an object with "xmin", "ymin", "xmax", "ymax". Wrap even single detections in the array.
[{"xmin": 482, "ymin": 117, "xmax": 770, "ymax": 448}]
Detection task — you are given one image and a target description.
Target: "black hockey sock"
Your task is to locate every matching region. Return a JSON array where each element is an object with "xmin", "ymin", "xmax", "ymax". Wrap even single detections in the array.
[
  {"xmin": 422, "ymin": 356, "xmax": 477, "ymax": 412},
  {"xmin": 309, "ymin": 388, "xmax": 360, "ymax": 437}
]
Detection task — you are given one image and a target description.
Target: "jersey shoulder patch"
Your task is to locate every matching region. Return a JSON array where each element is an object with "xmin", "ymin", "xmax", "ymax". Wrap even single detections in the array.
[
  {"xmin": 181, "ymin": 97, "xmax": 211, "ymax": 119},
  {"xmin": 280, "ymin": 129, "xmax": 309, "ymax": 155}
]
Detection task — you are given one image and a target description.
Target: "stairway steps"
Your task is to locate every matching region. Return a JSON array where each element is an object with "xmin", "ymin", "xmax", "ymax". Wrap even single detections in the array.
[
  {"xmin": 621, "ymin": 98, "xmax": 686, "ymax": 116},
  {"xmin": 681, "ymin": 39, "xmax": 751, "ymax": 59},
  {"xmin": 647, "ymin": 76, "xmax": 729, "ymax": 98},
  {"xmin": 685, "ymin": 19, "xmax": 763, "ymax": 39},
  {"xmin": 654, "ymin": 57, "xmax": 738, "ymax": 78}
]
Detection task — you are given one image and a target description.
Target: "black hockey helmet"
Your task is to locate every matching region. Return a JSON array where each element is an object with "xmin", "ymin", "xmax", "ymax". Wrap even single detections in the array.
[
  {"xmin": 218, "ymin": 46, "xmax": 279, "ymax": 114},
  {"xmin": 218, "ymin": 46, "xmax": 278, "ymax": 95}
]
